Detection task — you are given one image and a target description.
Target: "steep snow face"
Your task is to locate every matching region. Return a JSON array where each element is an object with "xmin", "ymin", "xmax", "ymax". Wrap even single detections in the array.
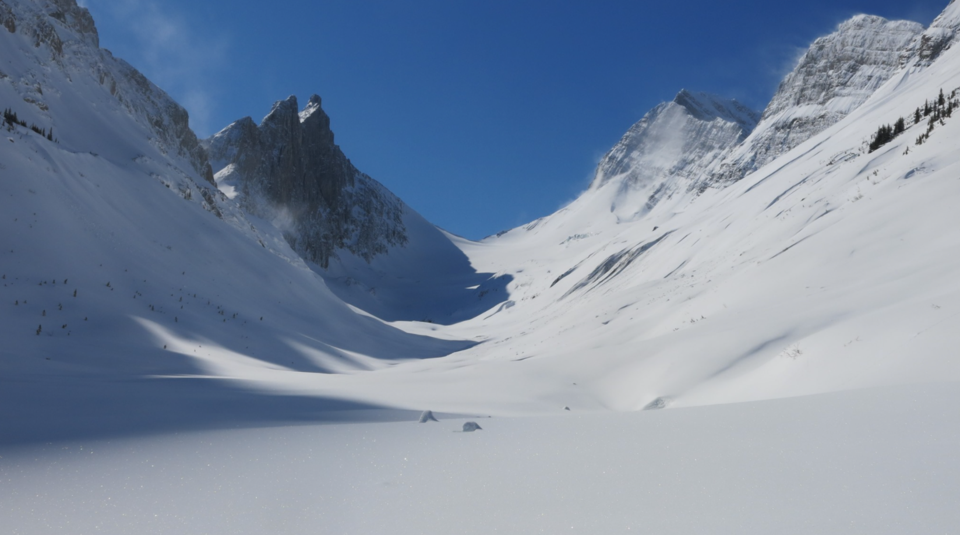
[
  {"xmin": 715, "ymin": 15, "xmax": 924, "ymax": 184},
  {"xmin": 0, "ymin": 0, "xmax": 213, "ymax": 185},
  {"xmin": 586, "ymin": 90, "xmax": 759, "ymax": 220},
  {"xmin": 205, "ymin": 95, "xmax": 406, "ymax": 268}
]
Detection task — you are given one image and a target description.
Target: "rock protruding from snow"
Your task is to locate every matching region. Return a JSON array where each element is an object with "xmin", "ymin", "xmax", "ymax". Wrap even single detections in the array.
[
  {"xmin": 714, "ymin": 15, "xmax": 924, "ymax": 184},
  {"xmin": 205, "ymin": 95, "xmax": 407, "ymax": 267},
  {"xmin": 419, "ymin": 410, "xmax": 439, "ymax": 423},
  {"xmin": 588, "ymin": 90, "xmax": 759, "ymax": 217},
  {"xmin": 462, "ymin": 422, "xmax": 482, "ymax": 432}
]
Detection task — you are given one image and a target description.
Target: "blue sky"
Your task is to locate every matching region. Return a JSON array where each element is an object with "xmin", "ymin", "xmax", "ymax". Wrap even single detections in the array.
[{"xmin": 81, "ymin": 0, "xmax": 948, "ymax": 240}]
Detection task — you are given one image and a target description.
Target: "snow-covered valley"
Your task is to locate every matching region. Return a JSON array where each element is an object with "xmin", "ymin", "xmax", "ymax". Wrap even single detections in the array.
[{"xmin": 3, "ymin": 0, "xmax": 960, "ymax": 532}]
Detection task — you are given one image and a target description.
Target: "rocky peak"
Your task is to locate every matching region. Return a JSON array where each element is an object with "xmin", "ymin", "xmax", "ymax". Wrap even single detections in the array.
[
  {"xmin": 206, "ymin": 95, "xmax": 407, "ymax": 268},
  {"xmin": 47, "ymin": 0, "xmax": 98, "ymax": 46},
  {"xmin": 713, "ymin": 14, "xmax": 924, "ymax": 184},
  {"xmin": 586, "ymin": 90, "xmax": 759, "ymax": 219}
]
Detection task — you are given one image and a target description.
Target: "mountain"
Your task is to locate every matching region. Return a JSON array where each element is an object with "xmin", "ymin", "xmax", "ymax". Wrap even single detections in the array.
[
  {"xmin": 0, "ymin": 0, "xmax": 475, "ymax": 440},
  {"xmin": 714, "ymin": 14, "xmax": 924, "ymax": 184},
  {"xmin": 205, "ymin": 96, "xmax": 511, "ymax": 324},
  {"xmin": 4, "ymin": 0, "xmax": 960, "ymax": 433},
  {"xmin": 587, "ymin": 90, "xmax": 759, "ymax": 220},
  {"xmin": 204, "ymin": 95, "xmax": 406, "ymax": 268},
  {"xmin": 0, "ymin": 0, "xmax": 213, "ymax": 187},
  {"xmin": 426, "ymin": 7, "xmax": 960, "ymax": 414}
]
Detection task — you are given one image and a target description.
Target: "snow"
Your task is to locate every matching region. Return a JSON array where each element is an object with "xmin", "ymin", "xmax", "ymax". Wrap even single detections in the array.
[{"xmin": 3, "ymin": 383, "xmax": 959, "ymax": 534}]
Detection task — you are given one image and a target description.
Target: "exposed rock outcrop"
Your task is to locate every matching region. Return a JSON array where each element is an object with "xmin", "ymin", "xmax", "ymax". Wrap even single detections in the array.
[{"xmin": 206, "ymin": 95, "xmax": 407, "ymax": 267}]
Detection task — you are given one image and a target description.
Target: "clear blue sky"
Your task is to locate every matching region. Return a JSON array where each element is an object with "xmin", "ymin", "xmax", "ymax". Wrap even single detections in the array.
[{"xmin": 81, "ymin": 0, "xmax": 948, "ymax": 240}]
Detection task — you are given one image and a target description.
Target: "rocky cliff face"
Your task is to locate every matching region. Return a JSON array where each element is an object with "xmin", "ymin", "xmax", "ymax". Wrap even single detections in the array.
[
  {"xmin": 205, "ymin": 95, "xmax": 407, "ymax": 268},
  {"xmin": 713, "ymin": 15, "xmax": 924, "ymax": 184},
  {"xmin": 0, "ymin": 0, "xmax": 215, "ymax": 191},
  {"xmin": 588, "ymin": 90, "xmax": 759, "ymax": 218}
]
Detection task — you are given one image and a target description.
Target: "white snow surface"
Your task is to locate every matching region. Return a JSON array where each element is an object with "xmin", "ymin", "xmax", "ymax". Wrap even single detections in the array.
[
  {"xmin": 4, "ymin": 0, "xmax": 960, "ymax": 532},
  {"xmin": 3, "ymin": 383, "xmax": 959, "ymax": 534}
]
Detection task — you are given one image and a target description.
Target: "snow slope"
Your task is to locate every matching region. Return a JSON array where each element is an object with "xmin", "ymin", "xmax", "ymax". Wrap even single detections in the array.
[{"xmin": 0, "ymin": 0, "xmax": 474, "ymax": 441}]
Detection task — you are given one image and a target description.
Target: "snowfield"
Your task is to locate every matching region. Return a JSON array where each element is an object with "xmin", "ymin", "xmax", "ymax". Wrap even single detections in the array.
[
  {"xmin": 4, "ymin": 384, "xmax": 960, "ymax": 534},
  {"xmin": 3, "ymin": 0, "xmax": 960, "ymax": 532}
]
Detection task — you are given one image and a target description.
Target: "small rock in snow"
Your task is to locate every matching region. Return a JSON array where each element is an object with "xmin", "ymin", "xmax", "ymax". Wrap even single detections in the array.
[
  {"xmin": 418, "ymin": 410, "xmax": 439, "ymax": 423},
  {"xmin": 462, "ymin": 422, "xmax": 482, "ymax": 432}
]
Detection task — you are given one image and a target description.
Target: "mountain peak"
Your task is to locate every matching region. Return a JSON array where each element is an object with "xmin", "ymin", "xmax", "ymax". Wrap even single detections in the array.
[
  {"xmin": 589, "ymin": 91, "xmax": 760, "ymax": 202},
  {"xmin": 268, "ymin": 95, "xmax": 299, "ymax": 116}
]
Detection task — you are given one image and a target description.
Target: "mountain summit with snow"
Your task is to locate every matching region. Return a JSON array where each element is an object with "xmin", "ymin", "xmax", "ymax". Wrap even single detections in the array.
[{"xmin": 587, "ymin": 90, "xmax": 759, "ymax": 220}]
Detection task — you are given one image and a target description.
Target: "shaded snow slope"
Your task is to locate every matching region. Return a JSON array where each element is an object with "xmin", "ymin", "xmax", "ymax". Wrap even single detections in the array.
[{"xmin": 0, "ymin": 0, "xmax": 476, "ymax": 442}]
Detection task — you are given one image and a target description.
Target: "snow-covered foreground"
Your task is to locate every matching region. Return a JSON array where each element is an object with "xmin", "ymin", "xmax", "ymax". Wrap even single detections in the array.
[{"xmin": 3, "ymin": 382, "xmax": 959, "ymax": 534}]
